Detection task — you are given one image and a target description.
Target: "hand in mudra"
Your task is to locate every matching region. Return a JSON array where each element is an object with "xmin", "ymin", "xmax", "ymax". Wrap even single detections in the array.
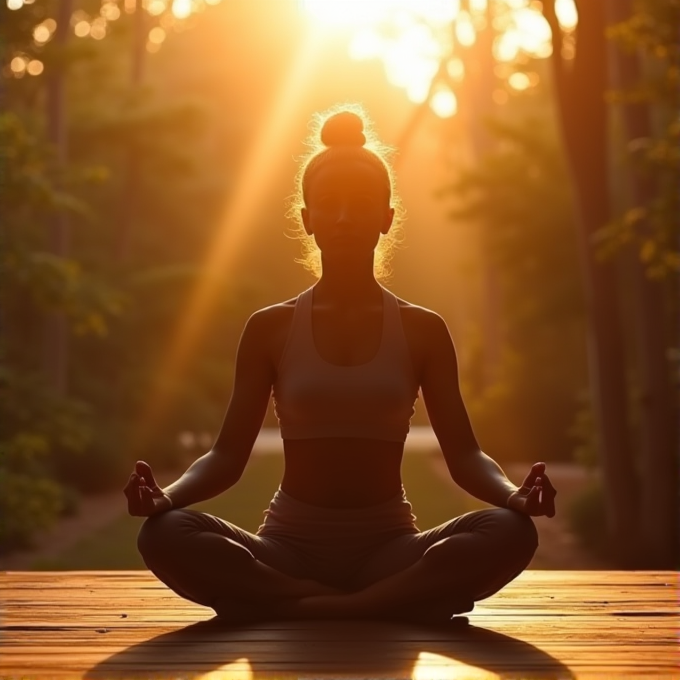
[
  {"xmin": 507, "ymin": 462, "xmax": 556, "ymax": 518},
  {"xmin": 124, "ymin": 460, "xmax": 172, "ymax": 517}
]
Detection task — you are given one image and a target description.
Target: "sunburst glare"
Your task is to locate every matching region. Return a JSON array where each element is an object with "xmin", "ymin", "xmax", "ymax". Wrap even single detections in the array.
[{"xmin": 300, "ymin": 0, "xmax": 578, "ymax": 116}]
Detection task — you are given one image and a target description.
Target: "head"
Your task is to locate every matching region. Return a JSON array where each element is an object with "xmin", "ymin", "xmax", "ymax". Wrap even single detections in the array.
[{"xmin": 287, "ymin": 105, "xmax": 404, "ymax": 281}]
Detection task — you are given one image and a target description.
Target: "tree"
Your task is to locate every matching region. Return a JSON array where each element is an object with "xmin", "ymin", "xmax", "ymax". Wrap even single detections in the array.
[
  {"xmin": 0, "ymin": 111, "xmax": 119, "ymax": 551},
  {"xmin": 441, "ymin": 115, "xmax": 588, "ymax": 465},
  {"xmin": 540, "ymin": 0, "xmax": 678, "ymax": 567},
  {"xmin": 539, "ymin": 0, "xmax": 644, "ymax": 566},
  {"xmin": 43, "ymin": 0, "xmax": 73, "ymax": 396},
  {"xmin": 603, "ymin": 0, "xmax": 678, "ymax": 567},
  {"xmin": 0, "ymin": 0, "xmax": 239, "ymax": 548}
]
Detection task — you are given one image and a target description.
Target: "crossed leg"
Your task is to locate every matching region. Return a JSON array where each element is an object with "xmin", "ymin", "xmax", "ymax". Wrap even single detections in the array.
[
  {"xmin": 137, "ymin": 506, "xmax": 538, "ymax": 624},
  {"xmin": 296, "ymin": 507, "xmax": 539, "ymax": 622},
  {"xmin": 137, "ymin": 509, "xmax": 342, "ymax": 623}
]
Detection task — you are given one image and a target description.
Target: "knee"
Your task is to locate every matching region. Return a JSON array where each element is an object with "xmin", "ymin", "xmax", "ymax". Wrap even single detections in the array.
[
  {"xmin": 137, "ymin": 509, "xmax": 186, "ymax": 560},
  {"xmin": 500, "ymin": 509, "xmax": 539, "ymax": 562}
]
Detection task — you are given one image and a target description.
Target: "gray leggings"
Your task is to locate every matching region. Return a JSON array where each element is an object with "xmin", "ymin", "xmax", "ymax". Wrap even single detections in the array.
[{"xmin": 137, "ymin": 485, "xmax": 538, "ymax": 612}]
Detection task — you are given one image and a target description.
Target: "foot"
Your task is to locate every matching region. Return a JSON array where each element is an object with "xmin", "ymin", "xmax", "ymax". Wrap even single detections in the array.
[
  {"xmin": 212, "ymin": 580, "xmax": 344, "ymax": 623},
  {"xmin": 290, "ymin": 593, "xmax": 359, "ymax": 620},
  {"xmin": 287, "ymin": 593, "xmax": 475, "ymax": 623},
  {"xmin": 212, "ymin": 598, "xmax": 271, "ymax": 625},
  {"xmin": 389, "ymin": 597, "xmax": 475, "ymax": 625}
]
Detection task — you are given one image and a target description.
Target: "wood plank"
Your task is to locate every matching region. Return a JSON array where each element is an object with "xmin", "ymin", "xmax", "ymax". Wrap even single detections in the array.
[{"xmin": 1, "ymin": 570, "xmax": 678, "ymax": 679}]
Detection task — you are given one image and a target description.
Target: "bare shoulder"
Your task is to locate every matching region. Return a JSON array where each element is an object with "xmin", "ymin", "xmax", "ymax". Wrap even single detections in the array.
[
  {"xmin": 392, "ymin": 293, "xmax": 448, "ymax": 336},
  {"xmin": 391, "ymin": 293, "xmax": 450, "ymax": 380},
  {"xmin": 245, "ymin": 294, "xmax": 299, "ymax": 368},
  {"xmin": 248, "ymin": 295, "xmax": 297, "ymax": 328}
]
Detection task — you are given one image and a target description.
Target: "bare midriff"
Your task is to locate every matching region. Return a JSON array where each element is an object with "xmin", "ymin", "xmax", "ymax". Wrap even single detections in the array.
[{"xmin": 280, "ymin": 437, "xmax": 405, "ymax": 508}]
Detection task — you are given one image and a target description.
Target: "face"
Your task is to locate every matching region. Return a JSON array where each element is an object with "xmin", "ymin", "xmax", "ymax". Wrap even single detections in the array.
[{"xmin": 301, "ymin": 160, "xmax": 395, "ymax": 258}]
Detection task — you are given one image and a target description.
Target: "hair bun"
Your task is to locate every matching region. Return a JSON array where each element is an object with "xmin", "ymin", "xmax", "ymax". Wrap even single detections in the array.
[{"xmin": 320, "ymin": 111, "xmax": 366, "ymax": 147}]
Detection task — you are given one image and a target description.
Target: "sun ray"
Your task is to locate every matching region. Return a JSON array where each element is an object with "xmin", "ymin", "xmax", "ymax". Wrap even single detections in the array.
[
  {"xmin": 300, "ymin": 0, "xmax": 578, "ymax": 114},
  {"xmin": 132, "ymin": 29, "xmax": 326, "ymax": 453}
]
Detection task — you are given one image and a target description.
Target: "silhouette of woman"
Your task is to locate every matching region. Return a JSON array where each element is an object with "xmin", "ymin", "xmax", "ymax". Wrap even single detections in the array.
[{"xmin": 126, "ymin": 106, "xmax": 557, "ymax": 625}]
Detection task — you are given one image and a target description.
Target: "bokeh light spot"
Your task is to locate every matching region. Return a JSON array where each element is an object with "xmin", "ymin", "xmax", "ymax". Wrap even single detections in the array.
[
  {"xmin": 101, "ymin": 2, "xmax": 121, "ymax": 20},
  {"xmin": 556, "ymin": 0, "xmax": 578, "ymax": 31},
  {"xmin": 172, "ymin": 0, "xmax": 191, "ymax": 19},
  {"xmin": 431, "ymin": 87, "xmax": 457, "ymax": 117},
  {"xmin": 149, "ymin": 26, "xmax": 166, "ymax": 44},
  {"xmin": 10, "ymin": 56, "xmax": 27, "ymax": 73},
  {"xmin": 509, "ymin": 71, "xmax": 530, "ymax": 90},
  {"xmin": 74, "ymin": 21, "xmax": 91, "ymax": 37},
  {"xmin": 147, "ymin": 0, "xmax": 167, "ymax": 16},
  {"xmin": 27, "ymin": 59, "xmax": 44, "ymax": 76},
  {"xmin": 33, "ymin": 24, "xmax": 51, "ymax": 44}
]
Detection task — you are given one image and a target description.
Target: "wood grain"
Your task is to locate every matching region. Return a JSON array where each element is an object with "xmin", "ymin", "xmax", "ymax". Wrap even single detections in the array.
[{"xmin": 1, "ymin": 570, "xmax": 678, "ymax": 679}]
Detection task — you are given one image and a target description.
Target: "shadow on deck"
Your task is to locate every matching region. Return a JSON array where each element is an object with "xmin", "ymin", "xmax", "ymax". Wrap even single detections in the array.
[{"xmin": 1, "ymin": 570, "xmax": 677, "ymax": 679}]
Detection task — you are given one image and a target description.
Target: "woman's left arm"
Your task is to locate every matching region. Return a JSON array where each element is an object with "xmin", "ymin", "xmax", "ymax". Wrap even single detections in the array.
[{"xmin": 418, "ymin": 310, "xmax": 555, "ymax": 516}]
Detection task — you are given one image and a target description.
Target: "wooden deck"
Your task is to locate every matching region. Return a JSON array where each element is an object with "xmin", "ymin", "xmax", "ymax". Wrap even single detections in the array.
[{"xmin": 1, "ymin": 570, "xmax": 677, "ymax": 679}]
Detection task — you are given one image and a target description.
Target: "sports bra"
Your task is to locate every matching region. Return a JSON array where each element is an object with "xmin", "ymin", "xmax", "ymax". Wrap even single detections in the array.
[{"xmin": 272, "ymin": 285, "xmax": 420, "ymax": 443}]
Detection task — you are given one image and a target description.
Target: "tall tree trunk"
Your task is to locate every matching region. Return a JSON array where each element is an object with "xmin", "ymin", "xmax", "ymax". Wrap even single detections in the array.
[
  {"xmin": 462, "ymin": 3, "xmax": 502, "ymax": 388},
  {"xmin": 605, "ymin": 0, "xmax": 678, "ymax": 568},
  {"xmin": 44, "ymin": 0, "xmax": 73, "ymax": 395},
  {"xmin": 542, "ymin": 0, "xmax": 641, "ymax": 565},
  {"xmin": 117, "ymin": 0, "xmax": 146, "ymax": 261}
]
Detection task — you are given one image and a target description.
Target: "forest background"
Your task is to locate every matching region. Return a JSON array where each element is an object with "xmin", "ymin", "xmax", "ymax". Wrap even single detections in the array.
[{"xmin": 1, "ymin": 0, "xmax": 677, "ymax": 568}]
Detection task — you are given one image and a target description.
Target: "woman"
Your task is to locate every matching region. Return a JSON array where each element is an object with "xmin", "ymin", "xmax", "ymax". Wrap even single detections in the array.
[{"xmin": 126, "ymin": 107, "xmax": 557, "ymax": 625}]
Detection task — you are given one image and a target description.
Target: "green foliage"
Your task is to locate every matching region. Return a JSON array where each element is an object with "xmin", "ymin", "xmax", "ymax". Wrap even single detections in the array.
[
  {"xmin": 442, "ymin": 116, "xmax": 587, "ymax": 462},
  {"xmin": 565, "ymin": 477, "xmax": 609, "ymax": 559},
  {"xmin": 4, "ymin": 1, "xmax": 246, "ymax": 544},
  {"xmin": 0, "ymin": 470, "xmax": 65, "ymax": 553},
  {"xmin": 0, "ymin": 435, "xmax": 64, "ymax": 553},
  {"xmin": 1, "ymin": 112, "xmax": 123, "ymax": 336},
  {"xmin": 0, "ymin": 367, "xmax": 92, "ymax": 551},
  {"xmin": 599, "ymin": 0, "xmax": 680, "ymax": 278}
]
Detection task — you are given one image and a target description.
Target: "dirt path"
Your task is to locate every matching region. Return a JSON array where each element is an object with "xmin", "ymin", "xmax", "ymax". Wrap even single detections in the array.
[
  {"xmin": 0, "ymin": 468, "xmax": 183, "ymax": 571},
  {"xmin": 1, "ymin": 458, "xmax": 611, "ymax": 571}
]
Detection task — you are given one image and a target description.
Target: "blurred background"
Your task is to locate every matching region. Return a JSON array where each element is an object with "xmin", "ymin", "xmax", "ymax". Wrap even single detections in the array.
[{"xmin": 1, "ymin": 0, "xmax": 677, "ymax": 571}]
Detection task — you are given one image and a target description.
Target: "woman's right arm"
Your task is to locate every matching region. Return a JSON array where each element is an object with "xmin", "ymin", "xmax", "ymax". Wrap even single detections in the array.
[{"xmin": 158, "ymin": 309, "xmax": 276, "ymax": 511}]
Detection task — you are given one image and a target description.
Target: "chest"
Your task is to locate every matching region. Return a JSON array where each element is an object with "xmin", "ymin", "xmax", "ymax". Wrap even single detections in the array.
[
  {"xmin": 270, "ymin": 301, "xmax": 425, "ymax": 379},
  {"xmin": 311, "ymin": 307, "xmax": 383, "ymax": 365}
]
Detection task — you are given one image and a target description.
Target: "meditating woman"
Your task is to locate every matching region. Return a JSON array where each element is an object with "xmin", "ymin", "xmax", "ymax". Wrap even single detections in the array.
[{"xmin": 125, "ymin": 107, "xmax": 557, "ymax": 625}]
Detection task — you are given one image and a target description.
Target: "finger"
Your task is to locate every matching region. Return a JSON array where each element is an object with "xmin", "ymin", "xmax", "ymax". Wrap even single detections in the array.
[
  {"xmin": 520, "ymin": 462, "xmax": 546, "ymax": 489},
  {"xmin": 122, "ymin": 472, "xmax": 136, "ymax": 494},
  {"xmin": 541, "ymin": 474, "xmax": 557, "ymax": 496},
  {"xmin": 538, "ymin": 473, "xmax": 557, "ymax": 517},
  {"xmin": 127, "ymin": 476, "xmax": 142, "ymax": 515},
  {"xmin": 140, "ymin": 485, "xmax": 155, "ymax": 514},
  {"xmin": 542, "ymin": 485, "xmax": 557, "ymax": 518},
  {"xmin": 136, "ymin": 461, "xmax": 160, "ymax": 490},
  {"xmin": 527, "ymin": 485, "xmax": 542, "ymax": 514}
]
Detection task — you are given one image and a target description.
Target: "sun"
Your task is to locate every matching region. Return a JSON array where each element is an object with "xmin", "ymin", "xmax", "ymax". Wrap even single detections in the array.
[
  {"xmin": 299, "ymin": 0, "xmax": 578, "ymax": 117},
  {"xmin": 300, "ymin": 0, "xmax": 459, "ymax": 27},
  {"xmin": 300, "ymin": 0, "xmax": 400, "ymax": 27}
]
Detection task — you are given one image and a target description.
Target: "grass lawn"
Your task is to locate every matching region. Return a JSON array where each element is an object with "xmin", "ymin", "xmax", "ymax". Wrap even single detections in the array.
[{"xmin": 30, "ymin": 452, "xmax": 486, "ymax": 570}]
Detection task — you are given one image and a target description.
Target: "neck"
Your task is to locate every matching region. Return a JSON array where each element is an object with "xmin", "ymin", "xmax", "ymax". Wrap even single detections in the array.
[{"xmin": 314, "ymin": 258, "xmax": 382, "ymax": 308}]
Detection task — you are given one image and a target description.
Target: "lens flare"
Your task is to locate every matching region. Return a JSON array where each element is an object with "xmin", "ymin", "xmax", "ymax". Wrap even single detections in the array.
[
  {"xmin": 133, "ymin": 31, "xmax": 328, "ymax": 451},
  {"xmin": 430, "ymin": 87, "xmax": 457, "ymax": 117},
  {"xmin": 301, "ymin": 0, "xmax": 572, "ymax": 107}
]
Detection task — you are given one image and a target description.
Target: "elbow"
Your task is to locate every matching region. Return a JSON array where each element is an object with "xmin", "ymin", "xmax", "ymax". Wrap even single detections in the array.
[
  {"xmin": 444, "ymin": 446, "xmax": 482, "ymax": 478},
  {"xmin": 210, "ymin": 448, "xmax": 247, "ymax": 487}
]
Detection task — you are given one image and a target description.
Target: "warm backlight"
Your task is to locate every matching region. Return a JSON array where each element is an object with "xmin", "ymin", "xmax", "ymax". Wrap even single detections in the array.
[{"xmin": 300, "ymin": 0, "xmax": 577, "ymax": 116}]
